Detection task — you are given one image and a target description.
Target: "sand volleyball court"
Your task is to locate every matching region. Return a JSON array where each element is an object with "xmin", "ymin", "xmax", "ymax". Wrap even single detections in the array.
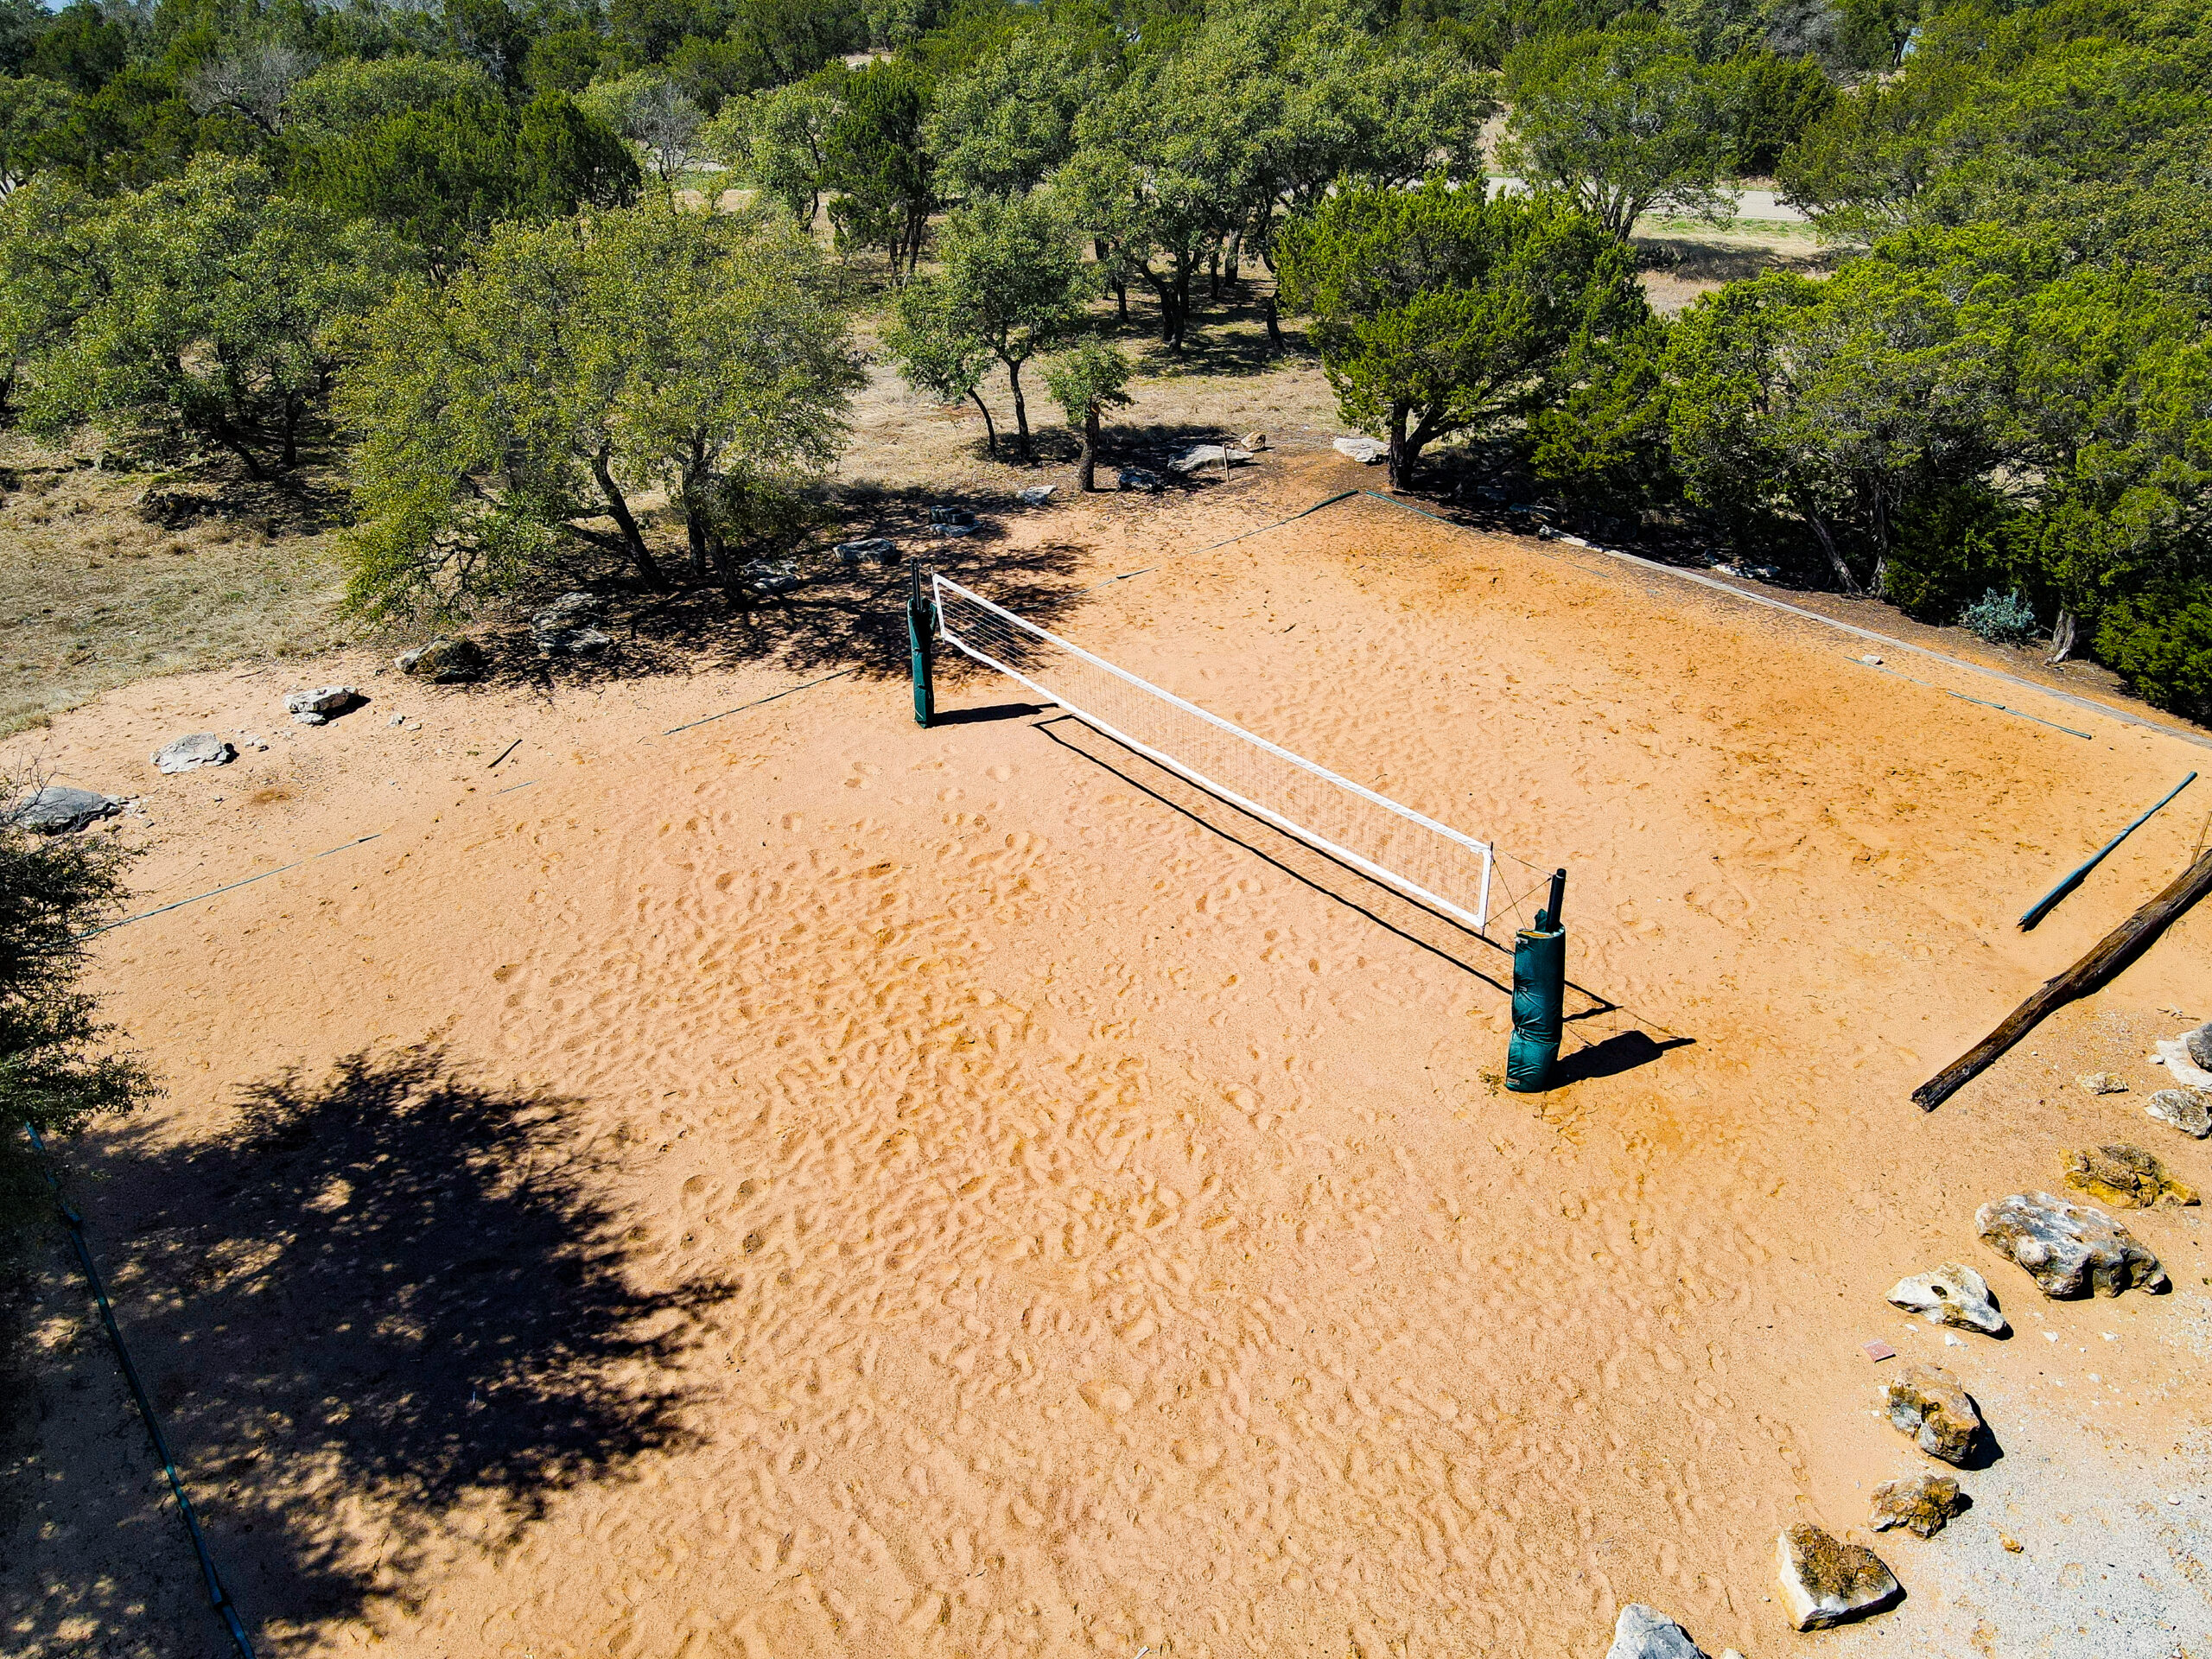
[{"xmin": 7, "ymin": 461, "xmax": 2209, "ymax": 1657}]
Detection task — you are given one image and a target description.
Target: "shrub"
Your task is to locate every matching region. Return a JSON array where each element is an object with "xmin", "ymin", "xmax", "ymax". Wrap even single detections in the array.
[
  {"xmin": 1956, "ymin": 588, "xmax": 2039, "ymax": 645},
  {"xmin": 2094, "ymin": 589, "xmax": 2212, "ymax": 721}
]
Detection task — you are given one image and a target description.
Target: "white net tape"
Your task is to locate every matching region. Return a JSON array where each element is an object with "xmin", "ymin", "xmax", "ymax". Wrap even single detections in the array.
[{"xmin": 933, "ymin": 572, "xmax": 1497, "ymax": 932}]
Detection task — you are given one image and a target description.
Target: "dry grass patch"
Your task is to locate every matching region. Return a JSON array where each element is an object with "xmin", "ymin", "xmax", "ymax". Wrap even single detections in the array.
[{"xmin": 0, "ymin": 437, "xmax": 347, "ymax": 736}]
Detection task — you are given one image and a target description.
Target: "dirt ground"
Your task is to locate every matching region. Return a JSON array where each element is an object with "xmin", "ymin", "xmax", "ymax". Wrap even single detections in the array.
[{"xmin": 5, "ymin": 453, "xmax": 2209, "ymax": 1659}]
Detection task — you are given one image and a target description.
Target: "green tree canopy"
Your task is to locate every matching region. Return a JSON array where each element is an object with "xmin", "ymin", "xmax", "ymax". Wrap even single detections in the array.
[
  {"xmin": 884, "ymin": 275, "xmax": 1000, "ymax": 454},
  {"xmin": 297, "ymin": 90, "xmax": 639, "ymax": 272},
  {"xmin": 1499, "ymin": 25, "xmax": 1736, "ymax": 240},
  {"xmin": 337, "ymin": 201, "xmax": 862, "ymax": 620},
  {"xmin": 823, "ymin": 57, "xmax": 939, "ymax": 276},
  {"xmin": 9, "ymin": 156, "xmax": 399, "ymax": 472},
  {"xmin": 933, "ymin": 191, "xmax": 1091, "ymax": 459},
  {"xmin": 1043, "ymin": 338, "xmax": 1134, "ymax": 492},
  {"xmin": 1277, "ymin": 177, "xmax": 1648, "ymax": 489},
  {"xmin": 0, "ymin": 796, "xmax": 159, "ymax": 1243},
  {"xmin": 281, "ymin": 53, "xmax": 495, "ymax": 143},
  {"xmin": 926, "ymin": 21, "xmax": 1120, "ymax": 202}
]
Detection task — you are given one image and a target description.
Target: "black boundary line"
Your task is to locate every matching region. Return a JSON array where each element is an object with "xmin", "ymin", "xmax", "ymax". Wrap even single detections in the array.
[
  {"xmin": 22, "ymin": 1122, "xmax": 258, "ymax": 1657},
  {"xmin": 1358, "ymin": 489, "xmax": 2212, "ymax": 753}
]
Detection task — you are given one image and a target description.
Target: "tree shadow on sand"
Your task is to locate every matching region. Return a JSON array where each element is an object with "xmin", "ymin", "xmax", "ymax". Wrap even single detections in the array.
[{"xmin": 51, "ymin": 1046, "xmax": 730, "ymax": 1644}]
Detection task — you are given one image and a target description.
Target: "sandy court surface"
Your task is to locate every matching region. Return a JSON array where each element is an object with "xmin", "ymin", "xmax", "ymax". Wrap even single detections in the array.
[{"xmin": 7, "ymin": 459, "xmax": 2211, "ymax": 1658}]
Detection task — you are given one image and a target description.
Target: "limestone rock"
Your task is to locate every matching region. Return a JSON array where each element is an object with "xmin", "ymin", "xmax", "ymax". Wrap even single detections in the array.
[
  {"xmin": 1977, "ymin": 1191, "xmax": 2168, "ymax": 1298},
  {"xmin": 152, "ymin": 734, "xmax": 234, "ymax": 773},
  {"xmin": 283, "ymin": 685, "xmax": 361, "ymax": 724},
  {"xmin": 397, "ymin": 638, "xmax": 486, "ymax": 683},
  {"xmin": 531, "ymin": 594, "xmax": 611, "ymax": 655},
  {"xmin": 1167, "ymin": 443, "xmax": 1254, "ymax": 475},
  {"xmin": 1886, "ymin": 1262, "xmax": 2004, "ymax": 1334},
  {"xmin": 743, "ymin": 559, "xmax": 802, "ymax": 595},
  {"xmin": 1016, "ymin": 486, "xmax": 1055, "ymax": 505},
  {"xmin": 2154, "ymin": 1038, "xmax": 2212, "ymax": 1088},
  {"xmin": 1241, "ymin": 430, "xmax": 1268, "ymax": 450},
  {"xmin": 1869, "ymin": 1472, "xmax": 1965, "ymax": 1538},
  {"xmin": 2146, "ymin": 1088, "xmax": 2212, "ymax": 1139},
  {"xmin": 1774, "ymin": 1524, "xmax": 1900, "ymax": 1631},
  {"xmin": 835, "ymin": 537, "xmax": 899, "ymax": 563},
  {"xmin": 2186, "ymin": 1022, "xmax": 2212, "ymax": 1071},
  {"xmin": 1884, "ymin": 1363, "xmax": 1985, "ymax": 1465},
  {"xmin": 1116, "ymin": 467, "xmax": 1163, "ymax": 493},
  {"xmin": 10, "ymin": 785, "xmax": 123, "ymax": 834},
  {"xmin": 2079, "ymin": 1071, "xmax": 2129, "ymax": 1095},
  {"xmin": 1605, "ymin": 1603, "xmax": 1709, "ymax": 1658},
  {"xmin": 2063, "ymin": 1143, "xmax": 2197, "ymax": 1207},
  {"xmin": 536, "ymin": 625, "xmax": 612, "ymax": 656},
  {"xmin": 1332, "ymin": 435, "xmax": 1387, "ymax": 464}
]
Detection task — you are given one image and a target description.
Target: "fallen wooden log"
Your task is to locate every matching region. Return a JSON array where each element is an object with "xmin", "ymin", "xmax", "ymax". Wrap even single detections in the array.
[{"xmin": 1916, "ymin": 845, "xmax": 2212, "ymax": 1111}]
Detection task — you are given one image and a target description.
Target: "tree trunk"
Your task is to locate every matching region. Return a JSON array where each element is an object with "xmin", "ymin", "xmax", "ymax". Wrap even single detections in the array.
[
  {"xmin": 1007, "ymin": 358, "xmax": 1031, "ymax": 461},
  {"xmin": 1264, "ymin": 290, "xmax": 1283, "ymax": 349},
  {"xmin": 1796, "ymin": 497, "xmax": 1861, "ymax": 595},
  {"xmin": 1385, "ymin": 404, "xmax": 1415, "ymax": 492},
  {"xmin": 2048, "ymin": 607, "xmax": 2078, "ymax": 665},
  {"xmin": 1078, "ymin": 407, "xmax": 1098, "ymax": 492},
  {"xmin": 1115, "ymin": 276, "xmax": 1128, "ymax": 321},
  {"xmin": 1224, "ymin": 227, "xmax": 1243, "ymax": 292},
  {"xmin": 591, "ymin": 448, "xmax": 665, "ymax": 588},
  {"xmin": 281, "ymin": 393, "xmax": 301, "ymax": 469},
  {"xmin": 683, "ymin": 445, "xmax": 710, "ymax": 578},
  {"xmin": 213, "ymin": 414, "xmax": 264, "ymax": 480},
  {"xmin": 967, "ymin": 387, "xmax": 998, "ymax": 457},
  {"xmin": 1207, "ymin": 242, "xmax": 1220, "ymax": 300}
]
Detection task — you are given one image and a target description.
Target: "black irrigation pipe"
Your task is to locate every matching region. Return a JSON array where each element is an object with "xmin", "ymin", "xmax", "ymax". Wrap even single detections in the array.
[
  {"xmin": 22, "ymin": 1122, "xmax": 257, "ymax": 1658},
  {"xmin": 2018, "ymin": 772, "xmax": 2197, "ymax": 931},
  {"xmin": 74, "ymin": 835, "xmax": 382, "ymax": 942}
]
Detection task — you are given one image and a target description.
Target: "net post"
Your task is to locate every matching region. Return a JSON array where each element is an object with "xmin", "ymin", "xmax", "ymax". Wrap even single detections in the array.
[
  {"xmin": 906, "ymin": 560, "xmax": 935, "ymax": 728},
  {"xmin": 1505, "ymin": 868, "xmax": 1567, "ymax": 1094},
  {"xmin": 1478, "ymin": 846, "xmax": 1494, "ymax": 931}
]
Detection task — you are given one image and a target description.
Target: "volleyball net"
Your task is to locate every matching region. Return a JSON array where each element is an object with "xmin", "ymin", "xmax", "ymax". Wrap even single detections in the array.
[{"xmin": 931, "ymin": 572, "xmax": 1503, "ymax": 933}]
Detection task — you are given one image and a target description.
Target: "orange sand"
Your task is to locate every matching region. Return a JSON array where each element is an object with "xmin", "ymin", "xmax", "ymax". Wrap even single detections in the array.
[{"xmin": 8, "ymin": 461, "xmax": 2210, "ymax": 1658}]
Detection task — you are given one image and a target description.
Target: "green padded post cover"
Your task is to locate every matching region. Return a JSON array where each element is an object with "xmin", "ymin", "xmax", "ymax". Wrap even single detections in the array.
[
  {"xmin": 907, "ymin": 563, "xmax": 935, "ymax": 728},
  {"xmin": 1505, "ymin": 921, "xmax": 1566, "ymax": 1091}
]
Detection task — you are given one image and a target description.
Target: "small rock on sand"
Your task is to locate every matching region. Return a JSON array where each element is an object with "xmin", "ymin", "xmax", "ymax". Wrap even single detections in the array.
[
  {"xmin": 152, "ymin": 734, "xmax": 234, "ymax": 773},
  {"xmin": 10, "ymin": 785, "xmax": 124, "ymax": 834},
  {"xmin": 1869, "ymin": 1471, "xmax": 1966, "ymax": 1537},
  {"xmin": 2153, "ymin": 1038, "xmax": 2212, "ymax": 1089},
  {"xmin": 1116, "ymin": 467, "xmax": 1163, "ymax": 493},
  {"xmin": 2185, "ymin": 1022, "xmax": 2212, "ymax": 1071},
  {"xmin": 1605, "ymin": 1604, "xmax": 1709, "ymax": 1658},
  {"xmin": 2063, "ymin": 1143, "xmax": 2197, "ymax": 1208},
  {"xmin": 1887, "ymin": 1262, "xmax": 2004, "ymax": 1333},
  {"xmin": 2145, "ymin": 1088, "xmax": 2212, "ymax": 1139},
  {"xmin": 1775, "ymin": 1523, "xmax": 1900, "ymax": 1630},
  {"xmin": 284, "ymin": 685, "xmax": 362, "ymax": 724},
  {"xmin": 1241, "ymin": 431, "xmax": 1268, "ymax": 450},
  {"xmin": 1016, "ymin": 486, "xmax": 1055, "ymax": 505},
  {"xmin": 397, "ymin": 638, "xmax": 486, "ymax": 683},
  {"xmin": 1884, "ymin": 1363, "xmax": 1985, "ymax": 1465},
  {"xmin": 2079, "ymin": 1071, "xmax": 2129, "ymax": 1095},
  {"xmin": 1977, "ymin": 1191, "xmax": 2168, "ymax": 1298},
  {"xmin": 1332, "ymin": 435, "xmax": 1387, "ymax": 464},
  {"xmin": 835, "ymin": 537, "xmax": 899, "ymax": 563}
]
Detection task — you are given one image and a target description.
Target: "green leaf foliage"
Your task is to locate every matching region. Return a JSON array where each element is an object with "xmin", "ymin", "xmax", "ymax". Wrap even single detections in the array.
[
  {"xmin": 0, "ymin": 799, "xmax": 159, "ymax": 1242},
  {"xmin": 336, "ymin": 200, "xmax": 862, "ymax": 621},
  {"xmin": 297, "ymin": 90, "xmax": 639, "ymax": 271},
  {"xmin": 1277, "ymin": 177, "xmax": 1648, "ymax": 488},
  {"xmin": 6, "ymin": 156, "xmax": 401, "ymax": 473}
]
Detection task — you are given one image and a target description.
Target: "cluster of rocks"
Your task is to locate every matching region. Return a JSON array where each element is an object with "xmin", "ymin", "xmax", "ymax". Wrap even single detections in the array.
[
  {"xmin": 1679, "ymin": 1087, "xmax": 2202, "ymax": 1649},
  {"xmin": 836, "ymin": 537, "xmax": 899, "ymax": 564},
  {"xmin": 2145, "ymin": 1020, "xmax": 2212, "ymax": 1136},
  {"xmin": 931, "ymin": 505, "xmax": 979, "ymax": 537}
]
